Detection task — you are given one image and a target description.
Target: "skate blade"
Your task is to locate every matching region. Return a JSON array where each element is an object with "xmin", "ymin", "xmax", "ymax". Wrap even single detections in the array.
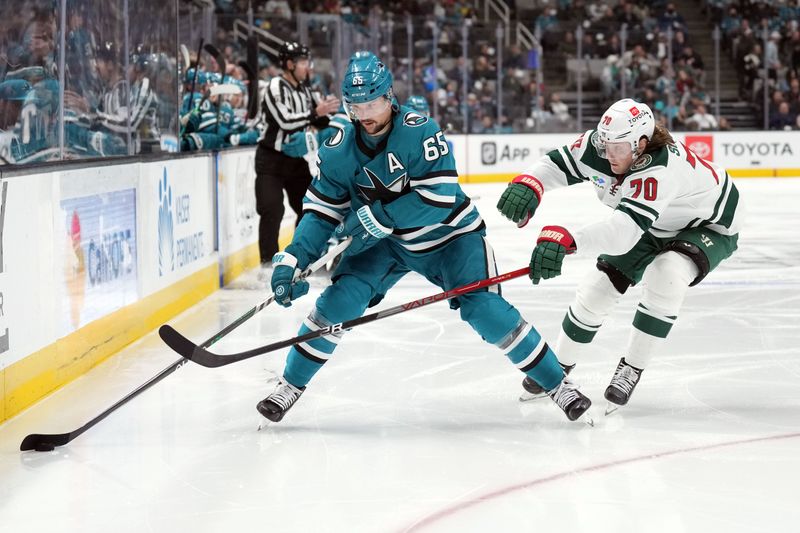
[
  {"xmin": 518, "ymin": 391, "xmax": 548, "ymax": 403},
  {"xmin": 257, "ymin": 418, "xmax": 272, "ymax": 431},
  {"xmin": 604, "ymin": 402, "xmax": 621, "ymax": 416}
]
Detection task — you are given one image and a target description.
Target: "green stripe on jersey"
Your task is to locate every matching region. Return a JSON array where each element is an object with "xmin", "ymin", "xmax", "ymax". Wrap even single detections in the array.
[
  {"xmin": 621, "ymin": 197, "xmax": 660, "ymax": 219},
  {"xmin": 562, "ymin": 147, "xmax": 588, "ymax": 182},
  {"xmin": 547, "ymin": 149, "xmax": 583, "ymax": 185},
  {"xmin": 709, "ymin": 174, "xmax": 730, "ymax": 223},
  {"xmin": 617, "ymin": 204, "xmax": 655, "ymax": 232},
  {"xmin": 716, "ymin": 182, "xmax": 740, "ymax": 229}
]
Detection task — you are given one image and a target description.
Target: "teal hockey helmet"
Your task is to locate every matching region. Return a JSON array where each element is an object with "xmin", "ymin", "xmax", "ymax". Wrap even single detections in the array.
[
  {"xmin": 341, "ymin": 51, "xmax": 393, "ymax": 106},
  {"xmin": 405, "ymin": 95, "xmax": 430, "ymax": 116}
]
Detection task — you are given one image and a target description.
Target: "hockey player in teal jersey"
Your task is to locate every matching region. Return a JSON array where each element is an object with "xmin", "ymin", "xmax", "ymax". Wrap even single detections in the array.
[
  {"xmin": 405, "ymin": 94, "xmax": 430, "ymax": 116},
  {"xmin": 258, "ymin": 52, "xmax": 591, "ymax": 424}
]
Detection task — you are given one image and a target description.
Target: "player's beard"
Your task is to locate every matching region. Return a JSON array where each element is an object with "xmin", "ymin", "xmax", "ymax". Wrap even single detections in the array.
[{"xmin": 360, "ymin": 116, "xmax": 391, "ymax": 136}]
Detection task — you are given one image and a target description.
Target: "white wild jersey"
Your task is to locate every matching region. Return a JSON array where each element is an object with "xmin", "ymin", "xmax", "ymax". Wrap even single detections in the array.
[{"xmin": 521, "ymin": 129, "xmax": 744, "ymax": 256}]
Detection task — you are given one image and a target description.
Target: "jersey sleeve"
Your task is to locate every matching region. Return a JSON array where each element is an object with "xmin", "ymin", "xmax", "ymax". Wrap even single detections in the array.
[
  {"xmin": 382, "ymin": 119, "xmax": 458, "ymax": 229},
  {"xmin": 574, "ymin": 165, "xmax": 678, "ymax": 256},
  {"xmin": 286, "ymin": 143, "xmax": 352, "ymax": 268},
  {"xmin": 519, "ymin": 130, "xmax": 593, "ymax": 192}
]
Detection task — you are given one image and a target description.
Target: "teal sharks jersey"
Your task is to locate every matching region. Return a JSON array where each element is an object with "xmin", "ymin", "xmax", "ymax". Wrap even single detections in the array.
[{"xmin": 291, "ymin": 106, "xmax": 483, "ymax": 262}]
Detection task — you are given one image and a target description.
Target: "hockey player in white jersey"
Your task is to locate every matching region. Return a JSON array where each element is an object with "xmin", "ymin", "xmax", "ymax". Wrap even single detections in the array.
[{"xmin": 497, "ymin": 98, "xmax": 743, "ymax": 409}]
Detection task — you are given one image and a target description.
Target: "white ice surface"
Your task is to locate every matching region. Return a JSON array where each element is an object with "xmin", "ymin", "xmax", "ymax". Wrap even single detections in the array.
[{"xmin": 1, "ymin": 179, "xmax": 799, "ymax": 533}]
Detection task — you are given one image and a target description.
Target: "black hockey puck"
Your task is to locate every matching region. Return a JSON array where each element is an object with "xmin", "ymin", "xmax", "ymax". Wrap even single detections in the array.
[{"xmin": 34, "ymin": 442, "xmax": 55, "ymax": 452}]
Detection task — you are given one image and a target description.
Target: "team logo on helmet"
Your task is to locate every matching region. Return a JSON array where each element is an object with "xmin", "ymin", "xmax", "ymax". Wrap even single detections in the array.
[
  {"xmin": 630, "ymin": 153, "xmax": 652, "ymax": 171},
  {"xmin": 403, "ymin": 111, "xmax": 428, "ymax": 127}
]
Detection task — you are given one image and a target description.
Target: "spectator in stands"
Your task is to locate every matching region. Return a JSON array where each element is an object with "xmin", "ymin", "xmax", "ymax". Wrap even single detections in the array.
[
  {"xmin": 769, "ymin": 101, "xmax": 796, "ymax": 130},
  {"xmin": 686, "ymin": 103, "xmax": 718, "ymax": 130},
  {"xmin": 765, "ymin": 31, "xmax": 782, "ymax": 80},
  {"xmin": 658, "ymin": 3, "xmax": 686, "ymax": 33},
  {"xmin": 742, "ymin": 43, "xmax": 761, "ymax": 98},
  {"xmin": 681, "ymin": 46, "xmax": 705, "ymax": 72},
  {"xmin": 550, "ymin": 92, "xmax": 571, "ymax": 123}
]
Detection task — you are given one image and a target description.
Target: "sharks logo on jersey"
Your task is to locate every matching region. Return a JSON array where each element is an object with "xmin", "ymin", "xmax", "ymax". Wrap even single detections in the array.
[
  {"xmin": 403, "ymin": 112, "xmax": 428, "ymax": 127},
  {"xmin": 357, "ymin": 167, "xmax": 410, "ymax": 203},
  {"xmin": 325, "ymin": 128, "xmax": 345, "ymax": 147}
]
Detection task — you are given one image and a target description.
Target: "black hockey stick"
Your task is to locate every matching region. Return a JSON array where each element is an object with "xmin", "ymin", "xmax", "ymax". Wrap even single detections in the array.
[
  {"xmin": 187, "ymin": 38, "xmax": 204, "ymax": 105},
  {"xmin": 203, "ymin": 43, "xmax": 226, "ymax": 134},
  {"xmin": 160, "ymin": 266, "xmax": 532, "ymax": 369},
  {"xmin": 19, "ymin": 239, "xmax": 351, "ymax": 452},
  {"xmin": 238, "ymin": 59, "xmax": 258, "ymax": 120}
]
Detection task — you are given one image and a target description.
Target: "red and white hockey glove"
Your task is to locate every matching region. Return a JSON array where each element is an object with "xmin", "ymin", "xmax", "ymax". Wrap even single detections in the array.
[
  {"xmin": 496, "ymin": 174, "xmax": 544, "ymax": 227},
  {"xmin": 529, "ymin": 225, "xmax": 576, "ymax": 284}
]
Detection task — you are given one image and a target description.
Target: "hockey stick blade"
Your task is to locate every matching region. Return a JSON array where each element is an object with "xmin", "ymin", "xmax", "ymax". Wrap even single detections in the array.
[
  {"xmin": 20, "ymin": 240, "xmax": 352, "ymax": 452},
  {"xmin": 174, "ymin": 266, "xmax": 532, "ymax": 369},
  {"xmin": 20, "ymin": 432, "xmax": 71, "ymax": 451},
  {"xmin": 159, "ymin": 238, "xmax": 352, "ymax": 364}
]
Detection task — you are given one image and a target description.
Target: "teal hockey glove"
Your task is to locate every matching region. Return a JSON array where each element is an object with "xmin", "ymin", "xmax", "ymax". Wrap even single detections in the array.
[
  {"xmin": 497, "ymin": 174, "xmax": 544, "ymax": 227},
  {"xmin": 335, "ymin": 203, "xmax": 393, "ymax": 257},
  {"xmin": 530, "ymin": 225, "xmax": 576, "ymax": 284},
  {"xmin": 270, "ymin": 251, "xmax": 310, "ymax": 307},
  {"xmin": 281, "ymin": 132, "xmax": 309, "ymax": 158}
]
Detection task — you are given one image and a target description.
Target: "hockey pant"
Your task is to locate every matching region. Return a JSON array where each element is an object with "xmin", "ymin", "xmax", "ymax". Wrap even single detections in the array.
[{"xmin": 281, "ymin": 233, "xmax": 565, "ymax": 392}]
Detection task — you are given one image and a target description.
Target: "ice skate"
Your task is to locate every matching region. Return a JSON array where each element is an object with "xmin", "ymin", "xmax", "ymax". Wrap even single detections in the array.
[
  {"xmin": 604, "ymin": 357, "xmax": 643, "ymax": 415},
  {"xmin": 548, "ymin": 379, "xmax": 592, "ymax": 422},
  {"xmin": 256, "ymin": 377, "xmax": 305, "ymax": 423},
  {"xmin": 519, "ymin": 363, "xmax": 575, "ymax": 402}
]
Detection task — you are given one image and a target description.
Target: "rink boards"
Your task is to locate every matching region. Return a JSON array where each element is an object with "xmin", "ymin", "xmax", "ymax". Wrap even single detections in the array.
[
  {"xmin": 449, "ymin": 130, "xmax": 800, "ymax": 181},
  {"xmin": 0, "ymin": 149, "xmax": 297, "ymax": 422},
  {"xmin": 1, "ymin": 131, "xmax": 798, "ymax": 422}
]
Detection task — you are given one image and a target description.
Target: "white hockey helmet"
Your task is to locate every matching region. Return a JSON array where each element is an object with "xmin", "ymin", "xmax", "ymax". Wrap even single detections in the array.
[{"xmin": 592, "ymin": 98, "xmax": 655, "ymax": 159}]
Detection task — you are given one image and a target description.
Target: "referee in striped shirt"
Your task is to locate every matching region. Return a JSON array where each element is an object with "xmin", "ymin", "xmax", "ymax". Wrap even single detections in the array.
[{"xmin": 255, "ymin": 41, "xmax": 339, "ymax": 269}]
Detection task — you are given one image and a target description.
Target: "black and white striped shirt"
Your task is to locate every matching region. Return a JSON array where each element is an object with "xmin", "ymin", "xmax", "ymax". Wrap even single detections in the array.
[{"xmin": 258, "ymin": 76, "xmax": 327, "ymax": 153}]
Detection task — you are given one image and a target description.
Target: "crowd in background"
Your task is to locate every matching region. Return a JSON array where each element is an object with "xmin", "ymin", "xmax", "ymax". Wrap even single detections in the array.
[
  {"xmin": 3, "ymin": 0, "xmax": 800, "ymax": 165},
  {"xmin": 708, "ymin": 0, "xmax": 800, "ymax": 130},
  {"xmin": 0, "ymin": 0, "xmax": 179, "ymax": 164}
]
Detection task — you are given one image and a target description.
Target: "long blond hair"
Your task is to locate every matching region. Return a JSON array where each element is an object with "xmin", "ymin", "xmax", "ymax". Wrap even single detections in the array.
[{"xmin": 644, "ymin": 124, "xmax": 675, "ymax": 153}]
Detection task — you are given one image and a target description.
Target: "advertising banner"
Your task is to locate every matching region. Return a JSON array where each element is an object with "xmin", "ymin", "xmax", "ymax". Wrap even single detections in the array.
[
  {"xmin": 217, "ymin": 149, "xmax": 258, "ymax": 258},
  {"xmin": 0, "ymin": 175, "xmax": 57, "ymax": 369},
  {"xmin": 450, "ymin": 131, "xmax": 800, "ymax": 180},
  {"xmin": 59, "ymin": 189, "xmax": 138, "ymax": 334},
  {"xmin": 139, "ymin": 157, "xmax": 216, "ymax": 295}
]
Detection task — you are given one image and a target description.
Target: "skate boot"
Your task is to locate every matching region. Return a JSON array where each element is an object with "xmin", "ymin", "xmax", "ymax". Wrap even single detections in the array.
[
  {"xmin": 604, "ymin": 357, "xmax": 643, "ymax": 406},
  {"xmin": 548, "ymin": 379, "xmax": 592, "ymax": 421},
  {"xmin": 256, "ymin": 377, "xmax": 305, "ymax": 422},
  {"xmin": 520, "ymin": 363, "xmax": 575, "ymax": 401}
]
